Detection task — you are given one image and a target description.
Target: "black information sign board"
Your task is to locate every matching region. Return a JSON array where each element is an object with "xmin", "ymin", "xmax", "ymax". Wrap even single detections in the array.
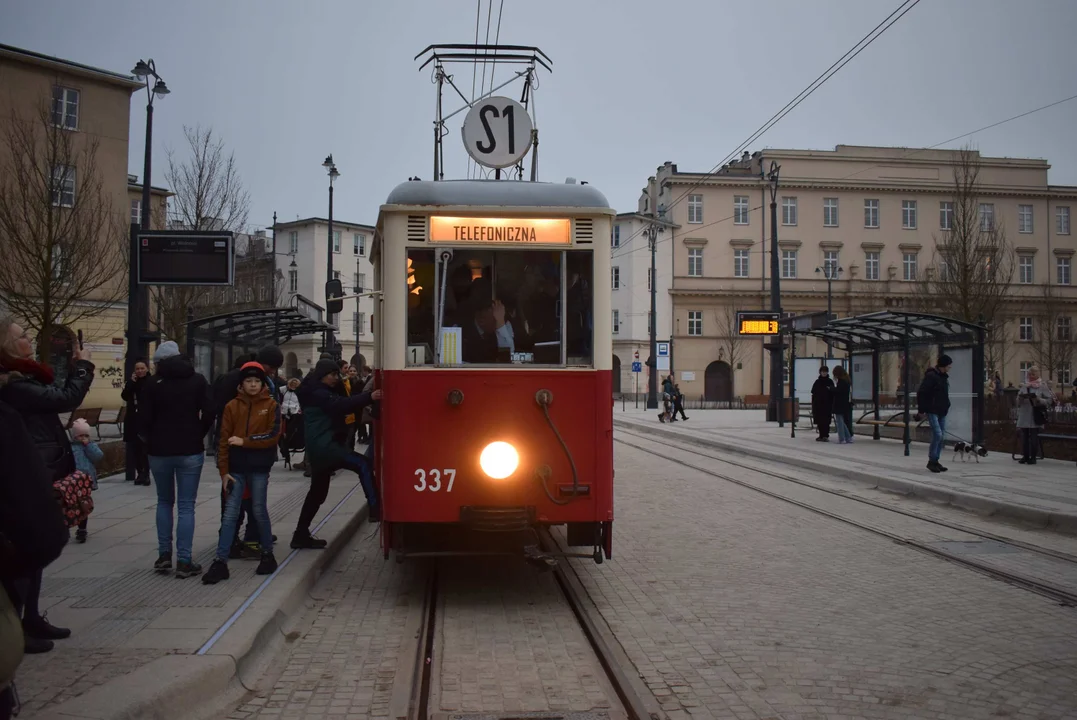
[{"xmin": 137, "ymin": 231, "xmax": 234, "ymax": 286}]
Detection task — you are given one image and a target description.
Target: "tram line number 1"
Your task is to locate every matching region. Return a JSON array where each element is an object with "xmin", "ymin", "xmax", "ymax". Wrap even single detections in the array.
[{"xmin": 414, "ymin": 468, "xmax": 456, "ymax": 492}]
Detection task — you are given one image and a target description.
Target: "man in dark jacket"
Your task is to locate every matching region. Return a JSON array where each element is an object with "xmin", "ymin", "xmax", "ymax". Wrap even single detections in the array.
[
  {"xmin": 810, "ymin": 366, "xmax": 835, "ymax": 441},
  {"xmin": 916, "ymin": 354, "xmax": 953, "ymax": 474},
  {"xmin": 121, "ymin": 358, "xmax": 151, "ymax": 484},
  {"xmin": 293, "ymin": 359, "xmax": 382, "ymax": 548}
]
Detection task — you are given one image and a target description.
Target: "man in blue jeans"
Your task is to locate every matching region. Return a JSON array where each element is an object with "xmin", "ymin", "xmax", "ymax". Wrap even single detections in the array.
[{"xmin": 915, "ymin": 354, "xmax": 952, "ymax": 474}]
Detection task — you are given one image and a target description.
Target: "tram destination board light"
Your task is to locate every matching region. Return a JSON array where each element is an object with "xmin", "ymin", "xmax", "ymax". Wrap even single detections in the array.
[
  {"xmin": 429, "ymin": 216, "xmax": 571, "ymax": 244},
  {"xmin": 137, "ymin": 231, "xmax": 235, "ymax": 286},
  {"xmin": 736, "ymin": 311, "xmax": 782, "ymax": 335}
]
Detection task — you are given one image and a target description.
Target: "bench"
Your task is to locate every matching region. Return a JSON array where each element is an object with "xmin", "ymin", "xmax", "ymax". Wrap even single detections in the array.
[
  {"xmin": 1037, "ymin": 433, "xmax": 1077, "ymax": 466},
  {"xmin": 98, "ymin": 406, "xmax": 127, "ymax": 437},
  {"xmin": 856, "ymin": 410, "xmax": 927, "ymax": 430},
  {"xmin": 65, "ymin": 408, "xmax": 103, "ymax": 439}
]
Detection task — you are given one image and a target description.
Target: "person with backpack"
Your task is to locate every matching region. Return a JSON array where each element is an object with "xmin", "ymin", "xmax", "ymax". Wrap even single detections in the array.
[
  {"xmin": 915, "ymin": 354, "xmax": 953, "ymax": 473},
  {"xmin": 69, "ymin": 418, "xmax": 103, "ymax": 544},
  {"xmin": 0, "ymin": 316, "xmax": 94, "ymax": 653}
]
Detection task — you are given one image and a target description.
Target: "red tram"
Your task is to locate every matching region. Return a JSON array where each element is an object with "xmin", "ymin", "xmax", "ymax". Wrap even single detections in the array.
[{"xmin": 369, "ymin": 179, "xmax": 614, "ymax": 563}]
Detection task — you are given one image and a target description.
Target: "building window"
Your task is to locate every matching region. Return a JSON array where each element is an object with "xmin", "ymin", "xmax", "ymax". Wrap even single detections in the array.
[
  {"xmin": 289, "ymin": 231, "xmax": 298, "ymax": 254},
  {"xmin": 1058, "ymin": 362, "xmax": 1072, "ymax": 385},
  {"xmin": 1058, "ymin": 257, "xmax": 1072, "ymax": 286},
  {"xmin": 1020, "ymin": 361, "xmax": 1033, "ymax": 384},
  {"xmin": 1018, "ymin": 255, "xmax": 1034, "ymax": 284},
  {"xmin": 612, "ymin": 224, "xmax": 620, "ymax": 247},
  {"xmin": 50, "ymin": 165, "xmax": 75, "ymax": 207},
  {"xmin": 734, "ymin": 196, "xmax": 749, "ymax": 225},
  {"xmin": 823, "ymin": 250, "xmax": 839, "ymax": 276},
  {"xmin": 823, "ymin": 198, "xmax": 838, "ymax": 227},
  {"xmin": 688, "ymin": 194, "xmax": 703, "ymax": 223},
  {"xmin": 611, "ymin": 266, "xmax": 620, "ymax": 290},
  {"xmin": 357, "ymin": 311, "xmax": 366, "ymax": 335},
  {"xmin": 1058, "ymin": 316, "xmax": 1072, "ymax": 342},
  {"xmin": 864, "ymin": 199, "xmax": 879, "ymax": 228},
  {"xmin": 688, "ymin": 248, "xmax": 703, "ymax": 277},
  {"xmin": 1018, "ymin": 204, "xmax": 1034, "ymax": 234},
  {"xmin": 687, "ymin": 311, "xmax": 702, "ymax": 336},
  {"xmin": 259, "ymin": 283, "xmax": 267, "ymax": 301},
  {"xmin": 288, "ymin": 269, "xmax": 298, "ymax": 293},
  {"xmin": 612, "ymin": 310, "xmax": 620, "ymax": 334},
  {"xmin": 358, "ymin": 272, "xmax": 366, "ymax": 292},
  {"xmin": 864, "ymin": 251, "xmax": 880, "ymax": 281},
  {"xmin": 332, "ymin": 231, "xmax": 341, "ymax": 253},
  {"xmin": 940, "ymin": 201, "xmax": 953, "ymax": 230},
  {"xmin": 51, "ymin": 87, "xmax": 79, "ymax": 130},
  {"xmin": 354, "ymin": 233, "xmax": 366, "ymax": 256},
  {"xmin": 1059, "ymin": 206, "xmax": 1071, "ymax": 235},
  {"xmin": 782, "ymin": 197, "xmax": 797, "ymax": 226},
  {"xmin": 902, "ymin": 253, "xmax": 917, "ymax": 281},
  {"xmin": 902, "ymin": 200, "xmax": 917, "ymax": 229},
  {"xmin": 734, "ymin": 249, "xmax": 749, "ymax": 278},
  {"xmin": 781, "ymin": 249, "xmax": 797, "ymax": 279},
  {"xmin": 979, "ymin": 203, "xmax": 995, "ymax": 231},
  {"xmin": 130, "ymin": 199, "xmax": 141, "ymax": 225},
  {"xmin": 1019, "ymin": 317, "xmax": 1033, "ymax": 342}
]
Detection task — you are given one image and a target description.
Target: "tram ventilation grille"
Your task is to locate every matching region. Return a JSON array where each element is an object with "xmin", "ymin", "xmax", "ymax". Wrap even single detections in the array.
[
  {"xmin": 407, "ymin": 215, "xmax": 427, "ymax": 242},
  {"xmin": 573, "ymin": 218, "xmax": 593, "ymax": 244}
]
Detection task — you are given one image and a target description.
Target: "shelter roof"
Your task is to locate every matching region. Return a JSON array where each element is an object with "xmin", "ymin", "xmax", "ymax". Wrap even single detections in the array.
[
  {"xmin": 790, "ymin": 310, "xmax": 985, "ymax": 352},
  {"xmin": 187, "ymin": 306, "xmax": 331, "ymax": 346}
]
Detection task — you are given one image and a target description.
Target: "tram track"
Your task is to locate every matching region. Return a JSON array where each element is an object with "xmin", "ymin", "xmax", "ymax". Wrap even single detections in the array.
[{"xmin": 615, "ymin": 426, "xmax": 1077, "ymax": 609}]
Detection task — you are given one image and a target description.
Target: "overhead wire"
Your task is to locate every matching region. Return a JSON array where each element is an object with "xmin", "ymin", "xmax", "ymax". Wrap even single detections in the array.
[{"xmin": 467, "ymin": 0, "xmax": 481, "ymax": 180}]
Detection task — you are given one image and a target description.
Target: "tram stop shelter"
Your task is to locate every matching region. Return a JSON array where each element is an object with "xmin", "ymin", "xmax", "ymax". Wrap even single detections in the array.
[
  {"xmin": 184, "ymin": 296, "xmax": 332, "ymax": 381},
  {"xmin": 784, "ymin": 310, "xmax": 987, "ymax": 456}
]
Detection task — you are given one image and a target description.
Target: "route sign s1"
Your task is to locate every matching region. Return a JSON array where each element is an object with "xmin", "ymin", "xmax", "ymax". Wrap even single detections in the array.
[
  {"xmin": 461, "ymin": 96, "xmax": 534, "ymax": 169},
  {"xmin": 137, "ymin": 231, "xmax": 234, "ymax": 286},
  {"xmin": 632, "ymin": 361, "xmax": 642, "ymax": 373}
]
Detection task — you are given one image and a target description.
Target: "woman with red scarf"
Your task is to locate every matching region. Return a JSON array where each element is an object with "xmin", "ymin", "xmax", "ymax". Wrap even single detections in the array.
[{"xmin": 0, "ymin": 317, "xmax": 95, "ymax": 654}]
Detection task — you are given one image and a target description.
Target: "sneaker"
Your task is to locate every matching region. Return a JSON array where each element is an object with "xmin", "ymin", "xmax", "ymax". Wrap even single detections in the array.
[
  {"xmin": 75, "ymin": 529, "xmax": 87, "ymax": 543},
  {"xmin": 255, "ymin": 551, "xmax": 278, "ymax": 575},
  {"xmin": 202, "ymin": 559, "xmax": 229, "ymax": 584},
  {"xmin": 175, "ymin": 561, "xmax": 203, "ymax": 579},
  {"xmin": 927, "ymin": 461, "xmax": 942, "ymax": 473},
  {"xmin": 24, "ymin": 636, "xmax": 54, "ymax": 654},
  {"xmin": 229, "ymin": 542, "xmax": 260, "ymax": 561},
  {"xmin": 23, "ymin": 614, "xmax": 70, "ymax": 640},
  {"xmin": 291, "ymin": 531, "xmax": 328, "ymax": 550},
  {"xmin": 937, "ymin": 463, "xmax": 948, "ymax": 472},
  {"xmin": 154, "ymin": 553, "xmax": 172, "ymax": 573}
]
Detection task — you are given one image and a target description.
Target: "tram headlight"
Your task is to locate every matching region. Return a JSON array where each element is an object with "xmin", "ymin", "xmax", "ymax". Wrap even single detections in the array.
[{"xmin": 479, "ymin": 441, "xmax": 519, "ymax": 479}]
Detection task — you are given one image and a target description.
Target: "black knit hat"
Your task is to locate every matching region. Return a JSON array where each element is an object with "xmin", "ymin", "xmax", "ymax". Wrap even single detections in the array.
[
  {"xmin": 313, "ymin": 359, "xmax": 341, "ymax": 381},
  {"xmin": 938, "ymin": 354, "xmax": 953, "ymax": 368},
  {"xmin": 257, "ymin": 345, "xmax": 284, "ymax": 368}
]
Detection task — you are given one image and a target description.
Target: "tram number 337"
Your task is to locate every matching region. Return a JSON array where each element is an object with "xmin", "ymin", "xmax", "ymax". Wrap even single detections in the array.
[{"xmin": 414, "ymin": 468, "xmax": 456, "ymax": 492}]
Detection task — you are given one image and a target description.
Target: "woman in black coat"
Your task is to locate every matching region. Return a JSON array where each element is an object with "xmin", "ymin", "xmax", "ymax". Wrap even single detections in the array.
[
  {"xmin": 810, "ymin": 366, "xmax": 835, "ymax": 441},
  {"xmin": 120, "ymin": 358, "xmax": 151, "ymax": 484},
  {"xmin": 831, "ymin": 365, "xmax": 854, "ymax": 444},
  {"xmin": 0, "ymin": 317, "xmax": 94, "ymax": 653}
]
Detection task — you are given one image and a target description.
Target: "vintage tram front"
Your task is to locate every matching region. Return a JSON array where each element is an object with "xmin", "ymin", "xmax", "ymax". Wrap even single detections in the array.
[{"xmin": 370, "ymin": 179, "xmax": 614, "ymax": 563}]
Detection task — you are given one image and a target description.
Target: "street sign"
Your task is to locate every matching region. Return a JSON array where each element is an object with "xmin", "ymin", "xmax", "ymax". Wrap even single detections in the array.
[
  {"xmin": 461, "ymin": 96, "xmax": 534, "ymax": 169},
  {"xmin": 657, "ymin": 342, "xmax": 670, "ymax": 357},
  {"xmin": 736, "ymin": 310, "xmax": 782, "ymax": 335},
  {"xmin": 633, "ymin": 350, "xmax": 639, "ymax": 360},
  {"xmin": 657, "ymin": 357, "xmax": 670, "ymax": 371},
  {"xmin": 137, "ymin": 231, "xmax": 234, "ymax": 286},
  {"xmin": 632, "ymin": 361, "xmax": 642, "ymax": 373}
]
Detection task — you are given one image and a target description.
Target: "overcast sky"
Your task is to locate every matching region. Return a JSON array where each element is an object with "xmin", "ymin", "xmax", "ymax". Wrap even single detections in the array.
[{"xmin": 3, "ymin": 0, "xmax": 1076, "ymax": 231}]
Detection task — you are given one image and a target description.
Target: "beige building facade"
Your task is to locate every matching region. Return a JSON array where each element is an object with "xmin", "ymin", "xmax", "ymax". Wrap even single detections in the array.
[
  {"xmin": 638, "ymin": 146, "xmax": 1077, "ymax": 403},
  {"xmin": 0, "ymin": 43, "xmax": 142, "ymax": 408}
]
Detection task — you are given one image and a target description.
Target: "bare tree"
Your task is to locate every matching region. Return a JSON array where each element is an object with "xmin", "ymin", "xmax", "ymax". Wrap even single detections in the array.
[
  {"xmin": 1029, "ymin": 283, "xmax": 1077, "ymax": 383},
  {"xmin": 0, "ymin": 102, "xmax": 127, "ymax": 361},
  {"xmin": 922, "ymin": 146, "xmax": 1015, "ymax": 325},
  {"xmin": 713, "ymin": 303, "xmax": 746, "ymax": 397},
  {"xmin": 149, "ymin": 125, "xmax": 251, "ymax": 346}
]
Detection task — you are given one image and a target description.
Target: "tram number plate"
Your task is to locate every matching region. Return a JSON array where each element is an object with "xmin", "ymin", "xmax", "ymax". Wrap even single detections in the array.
[{"xmin": 414, "ymin": 468, "xmax": 456, "ymax": 492}]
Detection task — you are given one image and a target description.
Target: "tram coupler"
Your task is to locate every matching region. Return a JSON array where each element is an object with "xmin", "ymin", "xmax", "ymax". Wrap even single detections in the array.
[{"xmin": 523, "ymin": 544, "xmax": 558, "ymax": 571}]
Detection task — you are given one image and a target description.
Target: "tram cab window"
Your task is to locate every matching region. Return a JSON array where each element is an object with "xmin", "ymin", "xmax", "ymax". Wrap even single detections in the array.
[{"xmin": 406, "ymin": 248, "xmax": 592, "ymax": 367}]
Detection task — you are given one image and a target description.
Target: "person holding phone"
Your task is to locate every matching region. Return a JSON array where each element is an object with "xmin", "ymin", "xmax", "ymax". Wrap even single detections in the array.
[{"xmin": 1017, "ymin": 366, "xmax": 1054, "ymax": 465}]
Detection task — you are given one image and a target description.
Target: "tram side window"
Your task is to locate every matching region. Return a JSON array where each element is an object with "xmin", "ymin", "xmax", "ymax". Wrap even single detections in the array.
[
  {"xmin": 566, "ymin": 250, "xmax": 593, "ymax": 366},
  {"xmin": 406, "ymin": 250, "xmax": 436, "ymax": 365}
]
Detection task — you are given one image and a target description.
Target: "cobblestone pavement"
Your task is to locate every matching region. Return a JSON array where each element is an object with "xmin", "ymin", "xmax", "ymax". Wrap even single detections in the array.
[{"xmin": 554, "ymin": 432, "xmax": 1077, "ymax": 720}]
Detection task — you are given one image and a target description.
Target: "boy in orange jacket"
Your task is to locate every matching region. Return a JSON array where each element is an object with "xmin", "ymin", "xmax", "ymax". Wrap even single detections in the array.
[{"xmin": 204, "ymin": 362, "xmax": 281, "ymax": 584}]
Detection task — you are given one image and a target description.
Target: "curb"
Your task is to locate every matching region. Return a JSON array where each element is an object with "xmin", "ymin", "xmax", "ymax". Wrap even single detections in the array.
[
  {"xmin": 615, "ymin": 417, "xmax": 1077, "ymax": 536},
  {"xmin": 37, "ymin": 486, "xmax": 370, "ymax": 720}
]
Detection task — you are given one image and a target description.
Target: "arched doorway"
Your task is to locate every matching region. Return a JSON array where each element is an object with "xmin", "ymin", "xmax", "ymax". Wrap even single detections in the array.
[
  {"xmin": 285, "ymin": 352, "xmax": 299, "ymax": 378},
  {"xmin": 704, "ymin": 360, "xmax": 733, "ymax": 402},
  {"xmin": 612, "ymin": 355, "xmax": 622, "ymax": 394}
]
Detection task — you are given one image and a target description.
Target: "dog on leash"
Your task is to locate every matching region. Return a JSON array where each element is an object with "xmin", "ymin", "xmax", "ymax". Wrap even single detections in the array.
[{"xmin": 952, "ymin": 441, "xmax": 988, "ymax": 463}]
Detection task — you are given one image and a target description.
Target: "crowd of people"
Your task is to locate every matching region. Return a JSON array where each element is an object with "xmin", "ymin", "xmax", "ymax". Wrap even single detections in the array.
[{"xmin": 0, "ymin": 314, "xmax": 380, "ymax": 719}]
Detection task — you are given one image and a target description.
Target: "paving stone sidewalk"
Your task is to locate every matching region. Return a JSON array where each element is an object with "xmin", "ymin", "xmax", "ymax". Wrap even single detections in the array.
[{"xmin": 14, "ymin": 459, "xmax": 360, "ymax": 718}]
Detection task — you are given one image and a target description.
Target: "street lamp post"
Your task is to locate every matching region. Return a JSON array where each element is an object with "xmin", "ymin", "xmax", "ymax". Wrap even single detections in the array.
[
  {"xmin": 645, "ymin": 220, "xmax": 661, "ymax": 410},
  {"xmin": 125, "ymin": 59, "xmax": 168, "ymax": 483},
  {"xmin": 764, "ymin": 161, "xmax": 783, "ymax": 425},
  {"xmin": 814, "ymin": 263, "xmax": 843, "ymax": 358},
  {"xmin": 323, "ymin": 154, "xmax": 340, "ymax": 358}
]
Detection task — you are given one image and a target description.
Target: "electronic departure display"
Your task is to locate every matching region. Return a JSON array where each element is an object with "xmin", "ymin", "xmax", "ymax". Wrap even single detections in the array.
[
  {"xmin": 736, "ymin": 311, "xmax": 782, "ymax": 335},
  {"xmin": 137, "ymin": 232, "xmax": 234, "ymax": 286}
]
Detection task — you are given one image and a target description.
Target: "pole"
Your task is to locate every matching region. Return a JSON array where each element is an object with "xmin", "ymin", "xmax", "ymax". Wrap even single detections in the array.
[
  {"xmin": 767, "ymin": 163, "xmax": 783, "ymax": 425},
  {"xmin": 826, "ymin": 272, "xmax": 833, "ymax": 359},
  {"xmin": 326, "ymin": 180, "xmax": 336, "ymax": 358},
  {"xmin": 646, "ymin": 223, "xmax": 658, "ymax": 410}
]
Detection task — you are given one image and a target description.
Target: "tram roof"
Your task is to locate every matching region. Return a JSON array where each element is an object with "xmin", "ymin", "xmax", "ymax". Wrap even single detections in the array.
[{"xmin": 382, "ymin": 179, "xmax": 611, "ymax": 210}]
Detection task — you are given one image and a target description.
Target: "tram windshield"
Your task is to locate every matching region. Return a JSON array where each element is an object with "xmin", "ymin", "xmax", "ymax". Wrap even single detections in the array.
[{"xmin": 406, "ymin": 249, "xmax": 593, "ymax": 367}]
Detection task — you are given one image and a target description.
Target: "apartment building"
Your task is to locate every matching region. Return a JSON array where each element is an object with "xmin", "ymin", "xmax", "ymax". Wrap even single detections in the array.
[
  {"xmin": 273, "ymin": 217, "xmax": 376, "ymax": 375},
  {"xmin": 640, "ymin": 146, "xmax": 1077, "ymax": 402}
]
